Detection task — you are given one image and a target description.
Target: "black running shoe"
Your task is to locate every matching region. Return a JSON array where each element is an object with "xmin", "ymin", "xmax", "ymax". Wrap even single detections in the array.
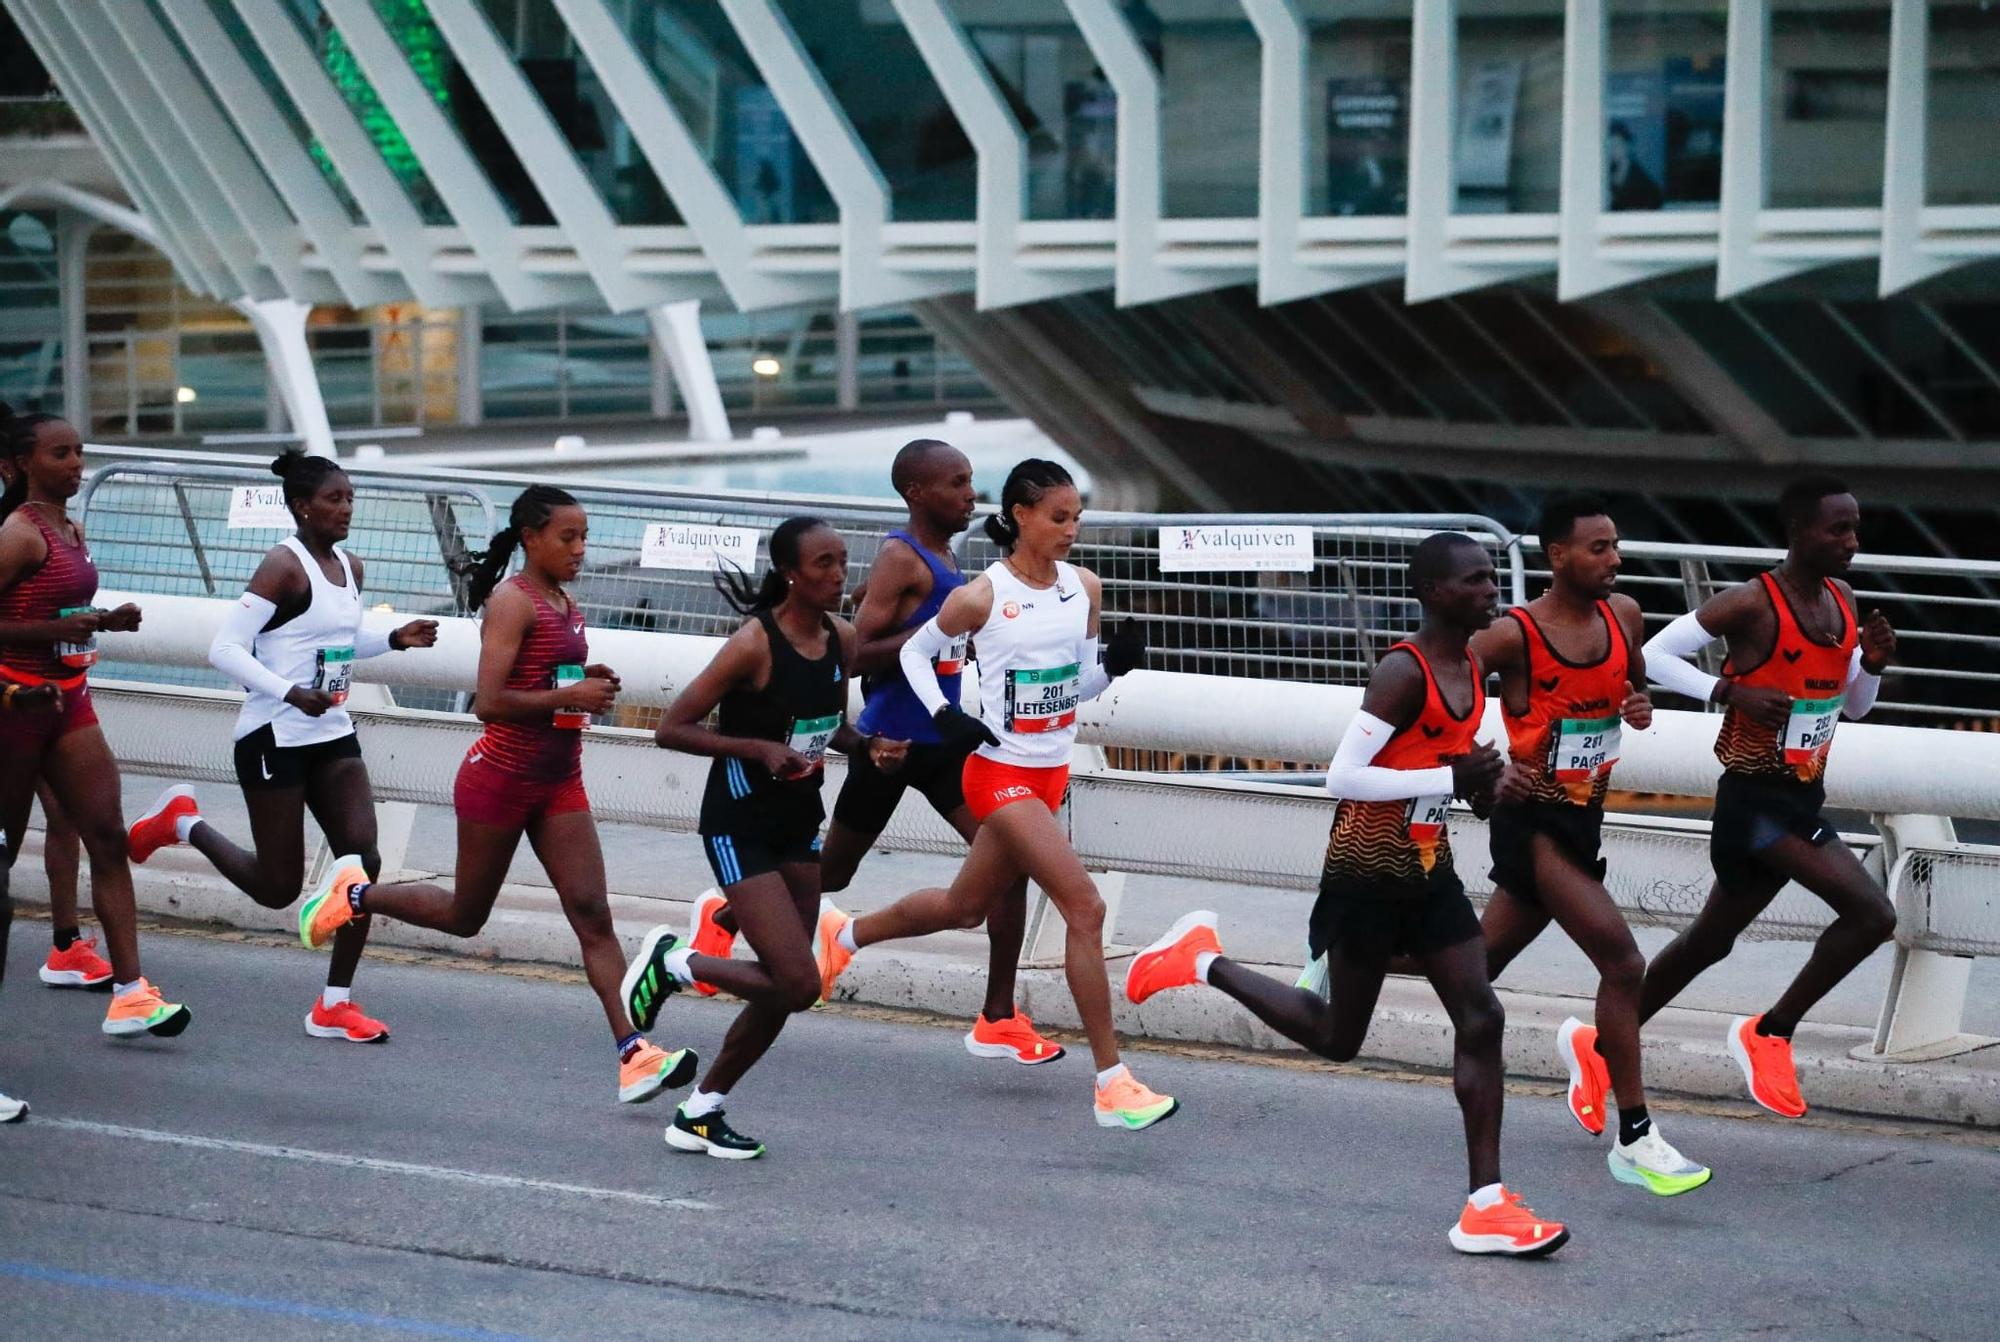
[
  {"xmin": 620, "ymin": 926, "xmax": 683, "ymax": 1032},
  {"xmin": 665, "ymin": 1105, "xmax": 764, "ymax": 1160}
]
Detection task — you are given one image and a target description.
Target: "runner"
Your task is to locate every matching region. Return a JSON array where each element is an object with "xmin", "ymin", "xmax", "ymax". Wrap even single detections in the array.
[
  {"xmin": 125, "ymin": 449, "xmax": 438, "ymax": 1043},
  {"xmin": 0, "ymin": 447, "xmax": 107, "ymax": 992},
  {"xmin": 822, "ymin": 439, "xmax": 1053, "ymax": 1064},
  {"xmin": 1, "ymin": 674, "xmax": 64, "ymax": 1120},
  {"xmin": 293, "ymin": 485, "xmax": 697, "ymax": 1104},
  {"xmin": 0, "ymin": 404, "xmax": 190, "ymax": 1040},
  {"xmin": 807, "ymin": 459, "xmax": 1176, "ymax": 1132},
  {"xmin": 1639, "ymin": 475, "xmax": 1897, "ymax": 1118},
  {"xmin": 1475, "ymin": 494, "xmax": 1709, "ymax": 1195},
  {"xmin": 1127, "ymin": 533, "xmax": 1571, "ymax": 1256},
  {"xmin": 622, "ymin": 516, "xmax": 906, "ymax": 1159}
]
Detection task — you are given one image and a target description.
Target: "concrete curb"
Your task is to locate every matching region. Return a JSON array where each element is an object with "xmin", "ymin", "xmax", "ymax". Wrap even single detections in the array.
[{"xmin": 25, "ymin": 856, "xmax": 2000, "ymax": 1130}]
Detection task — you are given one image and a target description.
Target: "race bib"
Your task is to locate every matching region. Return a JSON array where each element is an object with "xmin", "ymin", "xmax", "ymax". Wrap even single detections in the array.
[
  {"xmin": 1004, "ymin": 663, "xmax": 1079, "ymax": 734},
  {"xmin": 1550, "ymin": 713, "xmax": 1621, "ymax": 784},
  {"xmin": 56, "ymin": 605, "xmax": 97, "ymax": 670},
  {"xmin": 934, "ymin": 632, "xmax": 969, "ymax": 677},
  {"xmin": 1406, "ymin": 793, "xmax": 1450, "ymax": 872},
  {"xmin": 552, "ymin": 663, "xmax": 589, "ymax": 729},
  {"xmin": 1781, "ymin": 694, "xmax": 1842, "ymax": 769},
  {"xmin": 786, "ymin": 712, "xmax": 842, "ymax": 772},
  {"xmin": 313, "ymin": 645, "xmax": 355, "ymax": 704}
]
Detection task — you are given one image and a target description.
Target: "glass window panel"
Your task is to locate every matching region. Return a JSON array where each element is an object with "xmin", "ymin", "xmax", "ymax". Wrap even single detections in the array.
[
  {"xmin": 1455, "ymin": 291, "xmax": 1638, "ymax": 428},
  {"xmin": 1659, "ymin": 299, "xmax": 1857, "ymax": 436},
  {"xmin": 1302, "ymin": 3, "xmax": 1414, "ymax": 218},
  {"xmin": 474, "ymin": 0, "xmax": 680, "ymax": 224},
  {"xmin": 1832, "ymin": 300, "xmax": 2000, "ymax": 438},
  {"xmin": 947, "ymin": 0, "xmax": 1114, "ymax": 220},
  {"xmin": 1400, "ymin": 297, "xmax": 1561, "ymax": 424},
  {"xmin": 1154, "ymin": 7, "xmax": 1260, "ymax": 218},
  {"xmin": 1748, "ymin": 299, "xmax": 1947, "ymax": 438},
  {"xmin": 0, "ymin": 210, "xmax": 62, "ymax": 413},
  {"xmin": 1281, "ymin": 292, "xmax": 1433, "ymax": 417},
  {"xmin": 205, "ymin": 0, "xmax": 367, "ymax": 222},
  {"xmin": 1604, "ymin": 2, "xmax": 1726, "ymax": 212},
  {"xmin": 1532, "ymin": 298, "xmax": 1712, "ymax": 433},
  {"xmin": 1455, "ymin": 0, "xmax": 1564, "ymax": 214},
  {"xmin": 607, "ymin": 1, "xmax": 835, "ymax": 225},
  {"xmin": 772, "ymin": 0, "xmax": 973, "ymax": 221},
  {"xmin": 1768, "ymin": 3, "xmax": 1889, "ymax": 210},
  {"xmin": 1928, "ymin": 3, "xmax": 2000, "ymax": 206}
]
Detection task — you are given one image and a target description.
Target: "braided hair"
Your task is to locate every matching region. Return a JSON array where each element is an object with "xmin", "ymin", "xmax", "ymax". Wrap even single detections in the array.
[
  {"xmin": 0, "ymin": 402, "xmax": 64, "ymax": 524},
  {"xmin": 714, "ymin": 515, "xmax": 831, "ymax": 615},
  {"xmin": 982, "ymin": 458, "xmax": 1074, "ymax": 552},
  {"xmin": 462, "ymin": 485, "xmax": 580, "ymax": 609}
]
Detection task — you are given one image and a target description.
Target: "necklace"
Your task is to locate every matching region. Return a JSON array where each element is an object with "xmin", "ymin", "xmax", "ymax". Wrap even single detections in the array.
[{"xmin": 1004, "ymin": 555, "xmax": 1056, "ymax": 589}]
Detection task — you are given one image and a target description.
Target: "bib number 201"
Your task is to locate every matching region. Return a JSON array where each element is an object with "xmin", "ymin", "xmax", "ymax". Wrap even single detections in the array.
[{"xmin": 1005, "ymin": 663, "xmax": 1079, "ymax": 735}]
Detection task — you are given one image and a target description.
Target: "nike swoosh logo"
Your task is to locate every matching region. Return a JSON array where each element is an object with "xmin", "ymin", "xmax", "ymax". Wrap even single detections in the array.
[
  {"xmin": 468, "ymin": 752, "xmax": 482, "ymax": 764},
  {"xmin": 1058, "ymin": 589, "xmax": 1079, "ymax": 602},
  {"xmin": 260, "ymin": 759, "xmax": 272, "ymax": 781}
]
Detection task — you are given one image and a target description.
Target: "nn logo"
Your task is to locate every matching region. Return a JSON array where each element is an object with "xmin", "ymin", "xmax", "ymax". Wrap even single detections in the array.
[{"xmin": 1002, "ymin": 601, "xmax": 1021, "ymax": 619}]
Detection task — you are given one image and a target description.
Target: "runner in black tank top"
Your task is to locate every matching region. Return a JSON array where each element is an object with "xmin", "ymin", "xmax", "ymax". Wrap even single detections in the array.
[{"xmin": 624, "ymin": 518, "xmax": 908, "ymax": 1159}]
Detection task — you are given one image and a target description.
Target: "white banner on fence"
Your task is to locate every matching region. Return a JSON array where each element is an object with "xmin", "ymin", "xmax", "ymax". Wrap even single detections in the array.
[
  {"xmin": 639, "ymin": 522, "xmax": 760, "ymax": 572},
  {"xmin": 226, "ymin": 484, "xmax": 295, "ymax": 530},
  {"xmin": 1157, "ymin": 524, "xmax": 1315, "ymax": 573}
]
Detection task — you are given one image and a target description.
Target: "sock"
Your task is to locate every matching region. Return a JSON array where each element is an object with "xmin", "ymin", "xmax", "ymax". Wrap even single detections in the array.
[
  {"xmin": 1619, "ymin": 1105, "xmax": 1652, "ymax": 1146},
  {"xmin": 683, "ymin": 1087, "xmax": 725, "ymax": 1118},
  {"xmin": 1095, "ymin": 1062, "xmax": 1129, "ymax": 1089},
  {"xmin": 663, "ymin": 945, "xmax": 695, "ymax": 985},
  {"xmin": 174, "ymin": 814, "xmax": 200, "ymax": 843},
  {"xmin": 837, "ymin": 920, "xmax": 859, "ymax": 954},
  {"xmin": 1468, "ymin": 1182, "xmax": 1505, "ymax": 1210},
  {"xmin": 321, "ymin": 985, "xmax": 352, "ymax": 1008},
  {"xmin": 113, "ymin": 980, "xmax": 141, "ymax": 998},
  {"xmin": 1755, "ymin": 1016, "xmax": 1792, "ymax": 1040},
  {"xmin": 616, "ymin": 1031, "xmax": 643, "ymax": 1061},
  {"xmin": 53, "ymin": 925, "xmax": 79, "ymax": 951},
  {"xmin": 347, "ymin": 882, "xmax": 370, "ymax": 916},
  {"xmin": 1194, "ymin": 950, "xmax": 1218, "ymax": 984}
]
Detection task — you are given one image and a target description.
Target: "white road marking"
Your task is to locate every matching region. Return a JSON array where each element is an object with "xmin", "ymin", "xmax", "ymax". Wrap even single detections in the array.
[{"xmin": 33, "ymin": 1117, "xmax": 717, "ymax": 1212}]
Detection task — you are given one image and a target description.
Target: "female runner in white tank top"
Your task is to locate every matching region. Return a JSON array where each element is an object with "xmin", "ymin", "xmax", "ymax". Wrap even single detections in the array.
[
  {"xmin": 125, "ymin": 450, "xmax": 436, "ymax": 1042},
  {"xmin": 813, "ymin": 460, "xmax": 1175, "ymax": 1131}
]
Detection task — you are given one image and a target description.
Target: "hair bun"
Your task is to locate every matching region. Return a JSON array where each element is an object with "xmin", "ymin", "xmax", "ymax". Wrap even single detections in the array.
[{"xmin": 269, "ymin": 446, "xmax": 309, "ymax": 480}]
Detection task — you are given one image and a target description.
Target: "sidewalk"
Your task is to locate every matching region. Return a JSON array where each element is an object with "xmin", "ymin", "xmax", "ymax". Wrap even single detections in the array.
[{"xmin": 17, "ymin": 777, "xmax": 2000, "ymax": 1129}]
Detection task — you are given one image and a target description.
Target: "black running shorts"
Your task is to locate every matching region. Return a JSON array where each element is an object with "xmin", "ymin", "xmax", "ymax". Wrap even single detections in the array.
[
  {"xmin": 1308, "ymin": 869, "xmax": 1483, "ymax": 964},
  {"xmin": 233, "ymin": 724, "xmax": 362, "ymax": 792},
  {"xmin": 1710, "ymin": 772, "xmax": 1836, "ymax": 891},
  {"xmin": 1487, "ymin": 802, "xmax": 1607, "ymax": 909},
  {"xmin": 701, "ymin": 828, "xmax": 823, "ymax": 888},
  {"xmin": 830, "ymin": 739, "xmax": 973, "ymax": 835}
]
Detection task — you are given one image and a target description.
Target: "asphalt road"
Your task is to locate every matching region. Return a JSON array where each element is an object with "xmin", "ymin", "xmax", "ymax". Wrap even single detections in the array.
[{"xmin": 2, "ymin": 924, "xmax": 1994, "ymax": 1341}]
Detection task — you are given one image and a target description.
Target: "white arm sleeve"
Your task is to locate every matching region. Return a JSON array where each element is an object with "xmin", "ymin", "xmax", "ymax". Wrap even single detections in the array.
[
  {"xmin": 1076, "ymin": 635, "xmax": 1111, "ymax": 702},
  {"xmin": 897, "ymin": 616, "xmax": 954, "ymax": 716},
  {"xmin": 1640, "ymin": 610, "xmax": 1723, "ymax": 704},
  {"xmin": 1843, "ymin": 646, "xmax": 1881, "ymax": 719},
  {"xmin": 1325, "ymin": 710, "xmax": 1455, "ymax": 802},
  {"xmin": 354, "ymin": 624, "xmax": 394, "ymax": 660},
  {"xmin": 208, "ymin": 593, "xmax": 298, "ymax": 701}
]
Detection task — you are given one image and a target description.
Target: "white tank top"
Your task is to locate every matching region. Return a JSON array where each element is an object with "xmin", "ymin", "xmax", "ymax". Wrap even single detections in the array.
[
  {"xmin": 973, "ymin": 559, "xmax": 1089, "ymax": 768},
  {"xmin": 232, "ymin": 537, "xmax": 362, "ymax": 748}
]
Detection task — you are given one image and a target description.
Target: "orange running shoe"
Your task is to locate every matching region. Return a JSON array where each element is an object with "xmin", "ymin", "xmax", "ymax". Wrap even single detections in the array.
[
  {"xmin": 40, "ymin": 935, "xmax": 113, "ymax": 989},
  {"xmin": 101, "ymin": 979, "xmax": 191, "ymax": 1038},
  {"xmin": 127, "ymin": 784, "xmax": 198, "ymax": 864},
  {"xmin": 299, "ymin": 855, "xmax": 367, "ymax": 950},
  {"xmin": 813, "ymin": 899, "xmax": 854, "ymax": 1002},
  {"xmin": 1094, "ymin": 1068, "xmax": 1179, "ymax": 1131},
  {"xmin": 1728, "ymin": 1014, "xmax": 1807, "ymax": 1117},
  {"xmin": 305, "ymin": 996, "xmax": 389, "ymax": 1043},
  {"xmin": 688, "ymin": 889, "xmax": 734, "ymax": 998},
  {"xmin": 1124, "ymin": 910, "xmax": 1221, "ymax": 1004},
  {"xmin": 1555, "ymin": 1016, "xmax": 1610, "ymax": 1136},
  {"xmin": 617, "ymin": 1039, "xmax": 698, "ymax": 1104},
  {"xmin": 1448, "ymin": 1187, "xmax": 1570, "ymax": 1257},
  {"xmin": 964, "ymin": 1009, "xmax": 1065, "ymax": 1065}
]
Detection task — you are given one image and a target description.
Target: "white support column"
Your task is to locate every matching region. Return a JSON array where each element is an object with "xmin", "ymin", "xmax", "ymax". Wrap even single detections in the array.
[
  {"xmin": 319, "ymin": 0, "xmax": 575, "ymax": 311},
  {"xmin": 718, "ymin": 0, "xmax": 966, "ymax": 310},
  {"xmin": 835, "ymin": 311, "xmax": 860, "ymax": 412},
  {"xmin": 1862, "ymin": 812, "xmax": 1995, "ymax": 1062},
  {"xmin": 553, "ymin": 0, "xmax": 831, "ymax": 311},
  {"xmin": 1880, "ymin": 0, "xmax": 1956, "ymax": 295},
  {"xmin": 893, "ymin": 0, "xmax": 1105, "ymax": 309},
  {"xmin": 1715, "ymin": 0, "xmax": 1821, "ymax": 298},
  {"xmin": 235, "ymin": 298, "xmax": 336, "ymax": 460},
  {"xmin": 457, "ymin": 306, "xmax": 483, "ymax": 427},
  {"xmin": 1404, "ymin": 0, "xmax": 1472, "ymax": 302},
  {"xmin": 648, "ymin": 301, "xmax": 731, "ymax": 444},
  {"xmin": 58, "ymin": 210, "xmax": 93, "ymax": 429},
  {"xmin": 158, "ymin": 0, "xmax": 401, "ymax": 309}
]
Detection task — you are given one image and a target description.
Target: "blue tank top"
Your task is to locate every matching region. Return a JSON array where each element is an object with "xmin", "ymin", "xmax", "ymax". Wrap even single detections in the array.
[{"xmin": 856, "ymin": 530, "xmax": 966, "ymax": 743}]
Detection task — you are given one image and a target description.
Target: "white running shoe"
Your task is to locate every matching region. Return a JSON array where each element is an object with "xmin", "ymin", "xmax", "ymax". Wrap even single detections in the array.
[
  {"xmin": 0, "ymin": 1088, "xmax": 26, "ymax": 1123},
  {"xmin": 1608, "ymin": 1126, "xmax": 1713, "ymax": 1197}
]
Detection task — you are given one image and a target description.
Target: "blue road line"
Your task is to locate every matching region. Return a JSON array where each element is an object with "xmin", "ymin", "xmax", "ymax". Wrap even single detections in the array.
[{"xmin": 0, "ymin": 1260, "xmax": 557, "ymax": 1342}]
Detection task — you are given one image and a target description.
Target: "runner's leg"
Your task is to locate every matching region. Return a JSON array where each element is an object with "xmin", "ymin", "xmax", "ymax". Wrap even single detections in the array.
[
  {"xmin": 1528, "ymin": 833, "xmax": 1649, "ymax": 1112},
  {"xmin": 694, "ymin": 863, "xmax": 821, "ymax": 1096},
  {"xmin": 1480, "ymin": 885, "xmax": 1551, "ymax": 983},
  {"xmin": 304, "ymin": 754, "xmax": 380, "ymax": 993},
  {"xmin": 41, "ymin": 726, "xmax": 142, "ymax": 983},
  {"xmin": 1637, "ymin": 871, "xmax": 1783, "ymax": 1026},
  {"xmin": 524, "ymin": 807, "xmax": 635, "ymax": 1040},
  {"xmin": 1418, "ymin": 934, "xmax": 1506, "ymax": 1192},
  {"xmin": 358, "ymin": 820, "xmax": 522, "ymax": 938},
  {"xmin": 1752, "ymin": 834, "xmax": 1895, "ymax": 1035},
  {"xmin": 1207, "ymin": 940, "xmax": 1390, "ymax": 1063},
  {"xmin": 36, "ymin": 782, "xmax": 81, "ymax": 942},
  {"xmin": 188, "ymin": 787, "xmax": 310, "ymax": 909}
]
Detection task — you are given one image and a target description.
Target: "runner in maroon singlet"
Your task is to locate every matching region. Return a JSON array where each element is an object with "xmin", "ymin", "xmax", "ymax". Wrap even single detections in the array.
[
  {"xmin": 0, "ymin": 406, "xmax": 190, "ymax": 1041},
  {"xmin": 295, "ymin": 486, "xmax": 698, "ymax": 1107}
]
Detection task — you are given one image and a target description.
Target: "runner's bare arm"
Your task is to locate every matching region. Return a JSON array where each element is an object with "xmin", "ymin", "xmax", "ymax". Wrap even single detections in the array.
[
  {"xmin": 1469, "ymin": 613, "xmax": 1528, "ymax": 715},
  {"xmin": 850, "ymin": 538, "xmax": 931, "ymax": 675},
  {"xmin": 0, "ymin": 514, "xmax": 77, "ymax": 646},
  {"xmin": 654, "ymin": 621, "xmax": 807, "ymax": 774}
]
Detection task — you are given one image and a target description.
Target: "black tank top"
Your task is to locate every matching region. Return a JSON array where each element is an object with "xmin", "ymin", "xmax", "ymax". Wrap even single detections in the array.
[{"xmin": 699, "ymin": 608, "xmax": 847, "ymax": 838}]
